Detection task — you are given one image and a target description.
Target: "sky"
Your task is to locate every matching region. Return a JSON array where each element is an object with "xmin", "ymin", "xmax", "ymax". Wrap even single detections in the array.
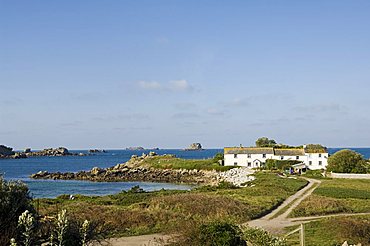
[{"xmin": 1, "ymin": 1, "xmax": 370, "ymax": 149}]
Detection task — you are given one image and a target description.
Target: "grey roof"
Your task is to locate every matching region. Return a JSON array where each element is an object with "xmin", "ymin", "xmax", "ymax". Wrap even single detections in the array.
[
  {"xmin": 224, "ymin": 147, "xmax": 274, "ymax": 155},
  {"xmin": 274, "ymin": 149, "xmax": 305, "ymax": 156}
]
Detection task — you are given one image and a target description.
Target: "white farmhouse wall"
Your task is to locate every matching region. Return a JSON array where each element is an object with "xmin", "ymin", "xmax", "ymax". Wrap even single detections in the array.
[
  {"xmin": 224, "ymin": 153, "xmax": 274, "ymax": 168},
  {"xmin": 224, "ymin": 148, "xmax": 329, "ymax": 170},
  {"xmin": 306, "ymin": 153, "xmax": 328, "ymax": 170}
]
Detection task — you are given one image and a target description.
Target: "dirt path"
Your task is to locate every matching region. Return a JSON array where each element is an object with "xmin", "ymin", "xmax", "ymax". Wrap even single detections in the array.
[
  {"xmin": 246, "ymin": 177, "xmax": 321, "ymax": 233},
  {"xmin": 96, "ymin": 234, "xmax": 171, "ymax": 246}
]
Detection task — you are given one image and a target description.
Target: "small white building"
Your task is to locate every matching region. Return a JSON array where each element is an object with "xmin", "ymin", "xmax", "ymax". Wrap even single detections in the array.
[{"xmin": 224, "ymin": 146, "xmax": 328, "ymax": 170}]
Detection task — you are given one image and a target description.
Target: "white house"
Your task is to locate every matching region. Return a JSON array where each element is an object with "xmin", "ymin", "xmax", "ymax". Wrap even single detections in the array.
[{"xmin": 224, "ymin": 146, "xmax": 328, "ymax": 170}]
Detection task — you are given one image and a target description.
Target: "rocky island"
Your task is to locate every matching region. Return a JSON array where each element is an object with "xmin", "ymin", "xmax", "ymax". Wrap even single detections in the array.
[
  {"xmin": 125, "ymin": 146, "xmax": 145, "ymax": 151},
  {"xmin": 0, "ymin": 145, "xmax": 86, "ymax": 159},
  {"xmin": 185, "ymin": 142, "xmax": 203, "ymax": 151},
  {"xmin": 88, "ymin": 149, "xmax": 107, "ymax": 153}
]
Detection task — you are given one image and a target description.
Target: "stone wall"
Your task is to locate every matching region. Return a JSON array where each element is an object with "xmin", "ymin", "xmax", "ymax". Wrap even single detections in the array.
[{"xmin": 328, "ymin": 172, "xmax": 370, "ymax": 179}]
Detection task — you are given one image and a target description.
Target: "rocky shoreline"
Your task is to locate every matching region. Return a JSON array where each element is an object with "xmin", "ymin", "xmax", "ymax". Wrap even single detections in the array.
[
  {"xmin": 30, "ymin": 153, "xmax": 256, "ymax": 186},
  {"xmin": 31, "ymin": 166, "xmax": 220, "ymax": 184}
]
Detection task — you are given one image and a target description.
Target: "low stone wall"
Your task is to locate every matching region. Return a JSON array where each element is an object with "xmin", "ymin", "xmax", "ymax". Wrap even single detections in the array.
[{"xmin": 328, "ymin": 172, "xmax": 370, "ymax": 179}]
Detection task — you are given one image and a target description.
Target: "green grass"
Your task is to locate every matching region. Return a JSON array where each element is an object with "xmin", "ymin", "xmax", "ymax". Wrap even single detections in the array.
[
  {"xmin": 140, "ymin": 155, "xmax": 235, "ymax": 171},
  {"xmin": 35, "ymin": 172, "xmax": 307, "ymax": 237},
  {"xmin": 284, "ymin": 215, "xmax": 370, "ymax": 245},
  {"xmin": 291, "ymin": 178, "xmax": 370, "ymax": 217}
]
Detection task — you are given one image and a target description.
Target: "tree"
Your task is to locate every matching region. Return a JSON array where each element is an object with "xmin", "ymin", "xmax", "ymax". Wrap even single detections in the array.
[
  {"xmin": 327, "ymin": 149, "xmax": 369, "ymax": 174},
  {"xmin": 255, "ymin": 137, "xmax": 277, "ymax": 147}
]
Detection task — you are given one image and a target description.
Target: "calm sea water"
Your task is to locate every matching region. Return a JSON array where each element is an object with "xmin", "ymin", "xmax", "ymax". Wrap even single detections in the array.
[
  {"xmin": 0, "ymin": 149, "xmax": 221, "ymax": 198},
  {"xmin": 0, "ymin": 148, "xmax": 369, "ymax": 198}
]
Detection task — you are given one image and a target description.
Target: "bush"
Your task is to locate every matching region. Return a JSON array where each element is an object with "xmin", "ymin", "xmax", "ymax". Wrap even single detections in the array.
[
  {"xmin": 213, "ymin": 153, "xmax": 224, "ymax": 163},
  {"xmin": 171, "ymin": 220, "xmax": 245, "ymax": 246},
  {"xmin": 327, "ymin": 149, "xmax": 369, "ymax": 173},
  {"xmin": 243, "ymin": 227, "xmax": 287, "ymax": 246},
  {"xmin": 0, "ymin": 176, "xmax": 34, "ymax": 245},
  {"xmin": 265, "ymin": 159, "xmax": 300, "ymax": 171}
]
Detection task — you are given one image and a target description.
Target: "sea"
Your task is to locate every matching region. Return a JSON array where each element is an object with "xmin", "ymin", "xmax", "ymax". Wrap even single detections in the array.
[
  {"xmin": 0, "ymin": 148, "xmax": 369, "ymax": 198},
  {"xmin": 0, "ymin": 149, "xmax": 221, "ymax": 198}
]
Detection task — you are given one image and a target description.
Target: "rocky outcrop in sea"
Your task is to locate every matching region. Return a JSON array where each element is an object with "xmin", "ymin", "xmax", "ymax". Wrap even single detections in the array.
[
  {"xmin": 25, "ymin": 147, "xmax": 83, "ymax": 157},
  {"xmin": 185, "ymin": 143, "xmax": 203, "ymax": 151},
  {"xmin": 88, "ymin": 149, "xmax": 107, "ymax": 153},
  {"xmin": 0, "ymin": 146, "xmax": 87, "ymax": 159}
]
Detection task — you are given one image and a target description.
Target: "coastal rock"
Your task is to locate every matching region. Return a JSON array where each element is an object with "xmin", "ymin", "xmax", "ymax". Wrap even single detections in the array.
[
  {"xmin": 126, "ymin": 147, "xmax": 145, "ymax": 151},
  {"xmin": 149, "ymin": 151, "xmax": 157, "ymax": 156},
  {"xmin": 13, "ymin": 152, "xmax": 27, "ymax": 159},
  {"xmin": 218, "ymin": 167, "xmax": 255, "ymax": 187},
  {"xmin": 185, "ymin": 143, "xmax": 203, "ymax": 151},
  {"xmin": 0, "ymin": 145, "xmax": 14, "ymax": 156},
  {"xmin": 88, "ymin": 149, "xmax": 107, "ymax": 153},
  {"xmin": 26, "ymin": 147, "xmax": 76, "ymax": 157}
]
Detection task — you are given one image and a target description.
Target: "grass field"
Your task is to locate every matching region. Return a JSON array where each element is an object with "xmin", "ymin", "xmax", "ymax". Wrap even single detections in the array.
[
  {"xmin": 139, "ymin": 155, "xmax": 234, "ymax": 171},
  {"xmin": 35, "ymin": 173, "xmax": 307, "ymax": 237},
  {"xmin": 291, "ymin": 178, "xmax": 370, "ymax": 217},
  {"xmin": 285, "ymin": 215, "xmax": 370, "ymax": 245}
]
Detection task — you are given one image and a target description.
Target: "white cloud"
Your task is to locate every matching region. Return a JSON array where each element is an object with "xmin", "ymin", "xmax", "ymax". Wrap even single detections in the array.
[
  {"xmin": 138, "ymin": 81, "xmax": 162, "ymax": 90},
  {"xmin": 206, "ymin": 108, "xmax": 225, "ymax": 116},
  {"xmin": 168, "ymin": 80, "xmax": 193, "ymax": 92},
  {"xmin": 223, "ymin": 98, "xmax": 249, "ymax": 107},
  {"xmin": 137, "ymin": 80, "xmax": 193, "ymax": 92}
]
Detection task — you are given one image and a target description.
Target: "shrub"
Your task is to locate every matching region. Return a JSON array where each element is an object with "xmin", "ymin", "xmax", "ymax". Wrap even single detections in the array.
[
  {"xmin": 327, "ymin": 149, "xmax": 369, "ymax": 173},
  {"xmin": 213, "ymin": 153, "xmax": 224, "ymax": 163},
  {"xmin": 0, "ymin": 176, "xmax": 34, "ymax": 245},
  {"xmin": 243, "ymin": 227, "xmax": 287, "ymax": 246},
  {"xmin": 265, "ymin": 159, "xmax": 300, "ymax": 171}
]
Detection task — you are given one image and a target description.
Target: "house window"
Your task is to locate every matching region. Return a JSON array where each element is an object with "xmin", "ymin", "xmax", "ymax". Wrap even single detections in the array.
[
  {"xmin": 319, "ymin": 154, "xmax": 322, "ymax": 158},
  {"xmin": 234, "ymin": 162, "xmax": 238, "ymax": 166},
  {"xmin": 296, "ymin": 156, "xmax": 299, "ymax": 160},
  {"xmin": 319, "ymin": 161, "xmax": 322, "ymax": 165},
  {"xmin": 262, "ymin": 154, "xmax": 266, "ymax": 158},
  {"xmin": 234, "ymin": 154, "xmax": 237, "ymax": 158},
  {"xmin": 280, "ymin": 156, "xmax": 284, "ymax": 160},
  {"xmin": 309, "ymin": 161, "xmax": 312, "ymax": 165},
  {"xmin": 247, "ymin": 154, "xmax": 251, "ymax": 158},
  {"xmin": 247, "ymin": 162, "xmax": 251, "ymax": 167}
]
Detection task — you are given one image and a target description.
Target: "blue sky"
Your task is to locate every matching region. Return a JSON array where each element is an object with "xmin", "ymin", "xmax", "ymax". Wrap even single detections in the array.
[{"xmin": 1, "ymin": 1, "xmax": 370, "ymax": 149}]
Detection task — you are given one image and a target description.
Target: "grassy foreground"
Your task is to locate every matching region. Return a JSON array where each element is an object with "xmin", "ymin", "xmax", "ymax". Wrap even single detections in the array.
[
  {"xmin": 291, "ymin": 178, "xmax": 370, "ymax": 217},
  {"xmin": 285, "ymin": 215, "xmax": 370, "ymax": 245},
  {"xmin": 35, "ymin": 173, "xmax": 307, "ymax": 238}
]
